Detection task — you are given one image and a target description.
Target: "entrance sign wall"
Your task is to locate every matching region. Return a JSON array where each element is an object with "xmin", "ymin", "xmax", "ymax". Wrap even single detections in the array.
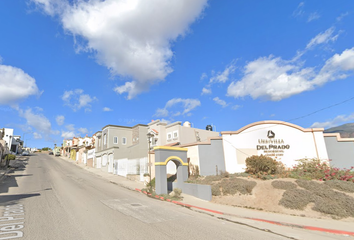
[{"xmin": 222, "ymin": 121, "xmax": 329, "ymax": 173}]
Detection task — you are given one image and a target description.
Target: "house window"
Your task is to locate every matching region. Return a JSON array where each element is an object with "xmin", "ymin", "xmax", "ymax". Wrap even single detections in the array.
[
  {"xmin": 167, "ymin": 132, "xmax": 172, "ymax": 141},
  {"xmin": 113, "ymin": 136, "xmax": 118, "ymax": 144},
  {"xmin": 122, "ymin": 137, "xmax": 127, "ymax": 145},
  {"xmin": 103, "ymin": 134, "xmax": 107, "ymax": 145},
  {"xmin": 151, "ymin": 137, "xmax": 156, "ymax": 146},
  {"xmin": 173, "ymin": 131, "xmax": 178, "ymax": 139}
]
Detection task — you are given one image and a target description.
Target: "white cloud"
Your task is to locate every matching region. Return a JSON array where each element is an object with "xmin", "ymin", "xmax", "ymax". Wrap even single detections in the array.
[
  {"xmin": 51, "ymin": 130, "xmax": 60, "ymax": 135},
  {"xmin": 56, "ymin": 115, "xmax": 65, "ymax": 126},
  {"xmin": 32, "ymin": 0, "xmax": 208, "ymax": 99},
  {"xmin": 292, "ymin": 2, "xmax": 305, "ymax": 17},
  {"xmin": 33, "ymin": 132, "xmax": 42, "ymax": 139},
  {"xmin": 209, "ymin": 61, "xmax": 236, "ymax": 83},
  {"xmin": 61, "ymin": 131, "xmax": 75, "ymax": 139},
  {"xmin": 337, "ymin": 12, "xmax": 349, "ymax": 22},
  {"xmin": 307, "ymin": 12, "xmax": 320, "ymax": 22},
  {"xmin": 306, "ymin": 27, "xmax": 338, "ymax": 49},
  {"xmin": 311, "ymin": 113, "xmax": 354, "ymax": 129},
  {"xmin": 201, "ymin": 87, "xmax": 212, "ymax": 95},
  {"xmin": 227, "ymin": 56, "xmax": 314, "ymax": 101},
  {"xmin": 0, "ymin": 64, "xmax": 40, "ymax": 105},
  {"xmin": 103, "ymin": 107, "xmax": 113, "ymax": 112},
  {"xmin": 65, "ymin": 124, "xmax": 75, "ymax": 132},
  {"xmin": 232, "ymin": 105, "xmax": 241, "ymax": 110},
  {"xmin": 213, "ymin": 97, "xmax": 228, "ymax": 108},
  {"xmin": 227, "ymin": 47, "xmax": 354, "ymax": 101},
  {"xmin": 78, "ymin": 128, "xmax": 88, "ymax": 134},
  {"xmin": 62, "ymin": 89, "xmax": 97, "ymax": 111},
  {"xmin": 200, "ymin": 73, "xmax": 208, "ymax": 80},
  {"xmin": 201, "ymin": 60, "xmax": 236, "ymax": 96},
  {"xmin": 155, "ymin": 98, "xmax": 201, "ymax": 117},
  {"xmin": 313, "ymin": 47, "xmax": 354, "ymax": 85},
  {"xmin": 18, "ymin": 108, "xmax": 52, "ymax": 138},
  {"xmin": 61, "ymin": 124, "xmax": 87, "ymax": 137}
]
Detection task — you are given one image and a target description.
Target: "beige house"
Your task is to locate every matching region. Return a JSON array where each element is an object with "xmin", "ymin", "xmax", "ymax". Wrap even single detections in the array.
[
  {"xmin": 147, "ymin": 120, "xmax": 220, "ymax": 175},
  {"xmin": 147, "ymin": 120, "xmax": 220, "ymax": 147},
  {"xmin": 94, "ymin": 124, "xmax": 149, "ymax": 175}
]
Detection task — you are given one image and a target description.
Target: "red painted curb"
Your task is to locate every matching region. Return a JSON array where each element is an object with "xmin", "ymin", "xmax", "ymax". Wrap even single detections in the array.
[
  {"xmin": 134, "ymin": 188, "xmax": 354, "ymax": 237},
  {"xmin": 303, "ymin": 226, "xmax": 354, "ymax": 236}
]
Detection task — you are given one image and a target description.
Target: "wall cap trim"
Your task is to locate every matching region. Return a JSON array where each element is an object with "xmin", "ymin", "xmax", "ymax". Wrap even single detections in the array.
[
  {"xmin": 221, "ymin": 120, "xmax": 324, "ymax": 135},
  {"xmin": 324, "ymin": 133, "xmax": 354, "ymax": 142},
  {"xmin": 153, "ymin": 146, "xmax": 188, "ymax": 151}
]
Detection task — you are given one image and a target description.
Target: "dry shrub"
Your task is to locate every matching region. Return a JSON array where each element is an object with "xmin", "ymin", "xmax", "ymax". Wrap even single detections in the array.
[
  {"xmin": 219, "ymin": 171, "xmax": 230, "ymax": 178},
  {"xmin": 312, "ymin": 192, "xmax": 354, "ymax": 218},
  {"xmin": 201, "ymin": 175, "xmax": 224, "ymax": 185},
  {"xmin": 189, "ymin": 163, "xmax": 200, "ymax": 177},
  {"xmin": 279, "ymin": 188, "xmax": 313, "ymax": 210},
  {"xmin": 279, "ymin": 179, "xmax": 354, "ymax": 218},
  {"xmin": 324, "ymin": 180, "xmax": 354, "ymax": 193},
  {"xmin": 271, "ymin": 180, "xmax": 297, "ymax": 190},
  {"xmin": 245, "ymin": 155, "xmax": 283, "ymax": 175},
  {"xmin": 295, "ymin": 179, "xmax": 331, "ymax": 192},
  {"xmin": 220, "ymin": 178, "xmax": 256, "ymax": 195},
  {"xmin": 211, "ymin": 183, "xmax": 222, "ymax": 196},
  {"xmin": 173, "ymin": 188, "xmax": 182, "ymax": 197}
]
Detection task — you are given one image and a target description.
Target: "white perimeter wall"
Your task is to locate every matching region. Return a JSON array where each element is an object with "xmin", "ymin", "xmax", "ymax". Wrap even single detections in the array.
[{"xmin": 222, "ymin": 122, "xmax": 329, "ymax": 173}]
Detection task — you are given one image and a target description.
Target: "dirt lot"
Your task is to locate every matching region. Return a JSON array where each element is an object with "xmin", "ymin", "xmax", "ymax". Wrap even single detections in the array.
[{"xmin": 210, "ymin": 177, "xmax": 354, "ymax": 222}]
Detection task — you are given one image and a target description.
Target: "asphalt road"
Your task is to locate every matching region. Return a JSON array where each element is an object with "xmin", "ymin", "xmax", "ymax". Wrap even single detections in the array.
[{"xmin": 0, "ymin": 154, "xmax": 291, "ymax": 240}]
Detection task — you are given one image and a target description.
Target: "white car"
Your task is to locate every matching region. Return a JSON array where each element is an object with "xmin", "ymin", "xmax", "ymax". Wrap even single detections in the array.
[{"xmin": 22, "ymin": 151, "xmax": 30, "ymax": 156}]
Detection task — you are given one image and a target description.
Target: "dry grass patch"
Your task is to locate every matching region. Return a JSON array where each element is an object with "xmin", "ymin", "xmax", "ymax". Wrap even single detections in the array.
[
  {"xmin": 220, "ymin": 178, "xmax": 257, "ymax": 195},
  {"xmin": 324, "ymin": 180, "xmax": 354, "ymax": 193},
  {"xmin": 193, "ymin": 176, "xmax": 257, "ymax": 196},
  {"xmin": 271, "ymin": 180, "xmax": 297, "ymax": 190},
  {"xmin": 278, "ymin": 179, "xmax": 354, "ymax": 218},
  {"xmin": 279, "ymin": 188, "xmax": 313, "ymax": 210}
]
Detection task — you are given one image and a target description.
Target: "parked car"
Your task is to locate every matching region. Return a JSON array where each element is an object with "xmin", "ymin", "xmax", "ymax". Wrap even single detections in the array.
[
  {"xmin": 49, "ymin": 152, "xmax": 53, "ymax": 155},
  {"xmin": 22, "ymin": 151, "xmax": 29, "ymax": 156},
  {"xmin": 55, "ymin": 152, "xmax": 60, "ymax": 157}
]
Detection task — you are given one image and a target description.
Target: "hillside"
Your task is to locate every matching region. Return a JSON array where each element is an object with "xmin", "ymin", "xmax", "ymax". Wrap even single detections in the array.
[{"xmin": 324, "ymin": 123, "xmax": 354, "ymax": 138}]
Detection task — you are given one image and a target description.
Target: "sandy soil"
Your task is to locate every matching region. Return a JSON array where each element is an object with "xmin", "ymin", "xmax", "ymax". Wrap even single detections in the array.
[{"xmin": 211, "ymin": 178, "xmax": 354, "ymax": 222}]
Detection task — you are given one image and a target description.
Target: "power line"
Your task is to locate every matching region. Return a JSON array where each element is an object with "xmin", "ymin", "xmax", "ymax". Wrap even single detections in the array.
[{"xmin": 286, "ymin": 95, "xmax": 354, "ymax": 122}]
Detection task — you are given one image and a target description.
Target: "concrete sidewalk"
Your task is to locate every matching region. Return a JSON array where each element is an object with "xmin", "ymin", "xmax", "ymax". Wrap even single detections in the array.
[
  {"xmin": 60, "ymin": 156, "xmax": 354, "ymax": 238},
  {"xmin": 0, "ymin": 158, "xmax": 19, "ymax": 181}
]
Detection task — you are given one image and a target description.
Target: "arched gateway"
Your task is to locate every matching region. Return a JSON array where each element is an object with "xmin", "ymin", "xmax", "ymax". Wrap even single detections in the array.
[{"xmin": 154, "ymin": 146, "xmax": 189, "ymax": 195}]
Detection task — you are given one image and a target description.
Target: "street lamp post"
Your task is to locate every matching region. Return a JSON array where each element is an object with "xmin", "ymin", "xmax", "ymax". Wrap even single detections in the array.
[{"xmin": 147, "ymin": 133, "xmax": 154, "ymax": 190}]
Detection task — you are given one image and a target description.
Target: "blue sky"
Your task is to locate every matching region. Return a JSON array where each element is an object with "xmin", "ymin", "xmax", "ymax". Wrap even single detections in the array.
[{"xmin": 1, "ymin": 0, "xmax": 354, "ymax": 149}]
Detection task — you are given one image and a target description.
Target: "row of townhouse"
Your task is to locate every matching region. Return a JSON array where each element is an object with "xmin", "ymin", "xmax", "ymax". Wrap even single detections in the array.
[
  {"xmin": 61, "ymin": 119, "xmax": 354, "ymax": 183},
  {"xmin": 0, "ymin": 128, "xmax": 24, "ymax": 156},
  {"xmin": 61, "ymin": 120, "xmax": 219, "ymax": 181}
]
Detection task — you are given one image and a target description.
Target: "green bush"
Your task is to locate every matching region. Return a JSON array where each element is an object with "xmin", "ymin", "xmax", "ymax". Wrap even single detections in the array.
[
  {"xmin": 146, "ymin": 177, "xmax": 155, "ymax": 189},
  {"xmin": 289, "ymin": 158, "xmax": 329, "ymax": 180},
  {"xmin": 6, "ymin": 154, "xmax": 16, "ymax": 160},
  {"xmin": 173, "ymin": 188, "xmax": 182, "ymax": 197},
  {"xmin": 271, "ymin": 180, "xmax": 297, "ymax": 190},
  {"xmin": 245, "ymin": 155, "xmax": 282, "ymax": 175}
]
